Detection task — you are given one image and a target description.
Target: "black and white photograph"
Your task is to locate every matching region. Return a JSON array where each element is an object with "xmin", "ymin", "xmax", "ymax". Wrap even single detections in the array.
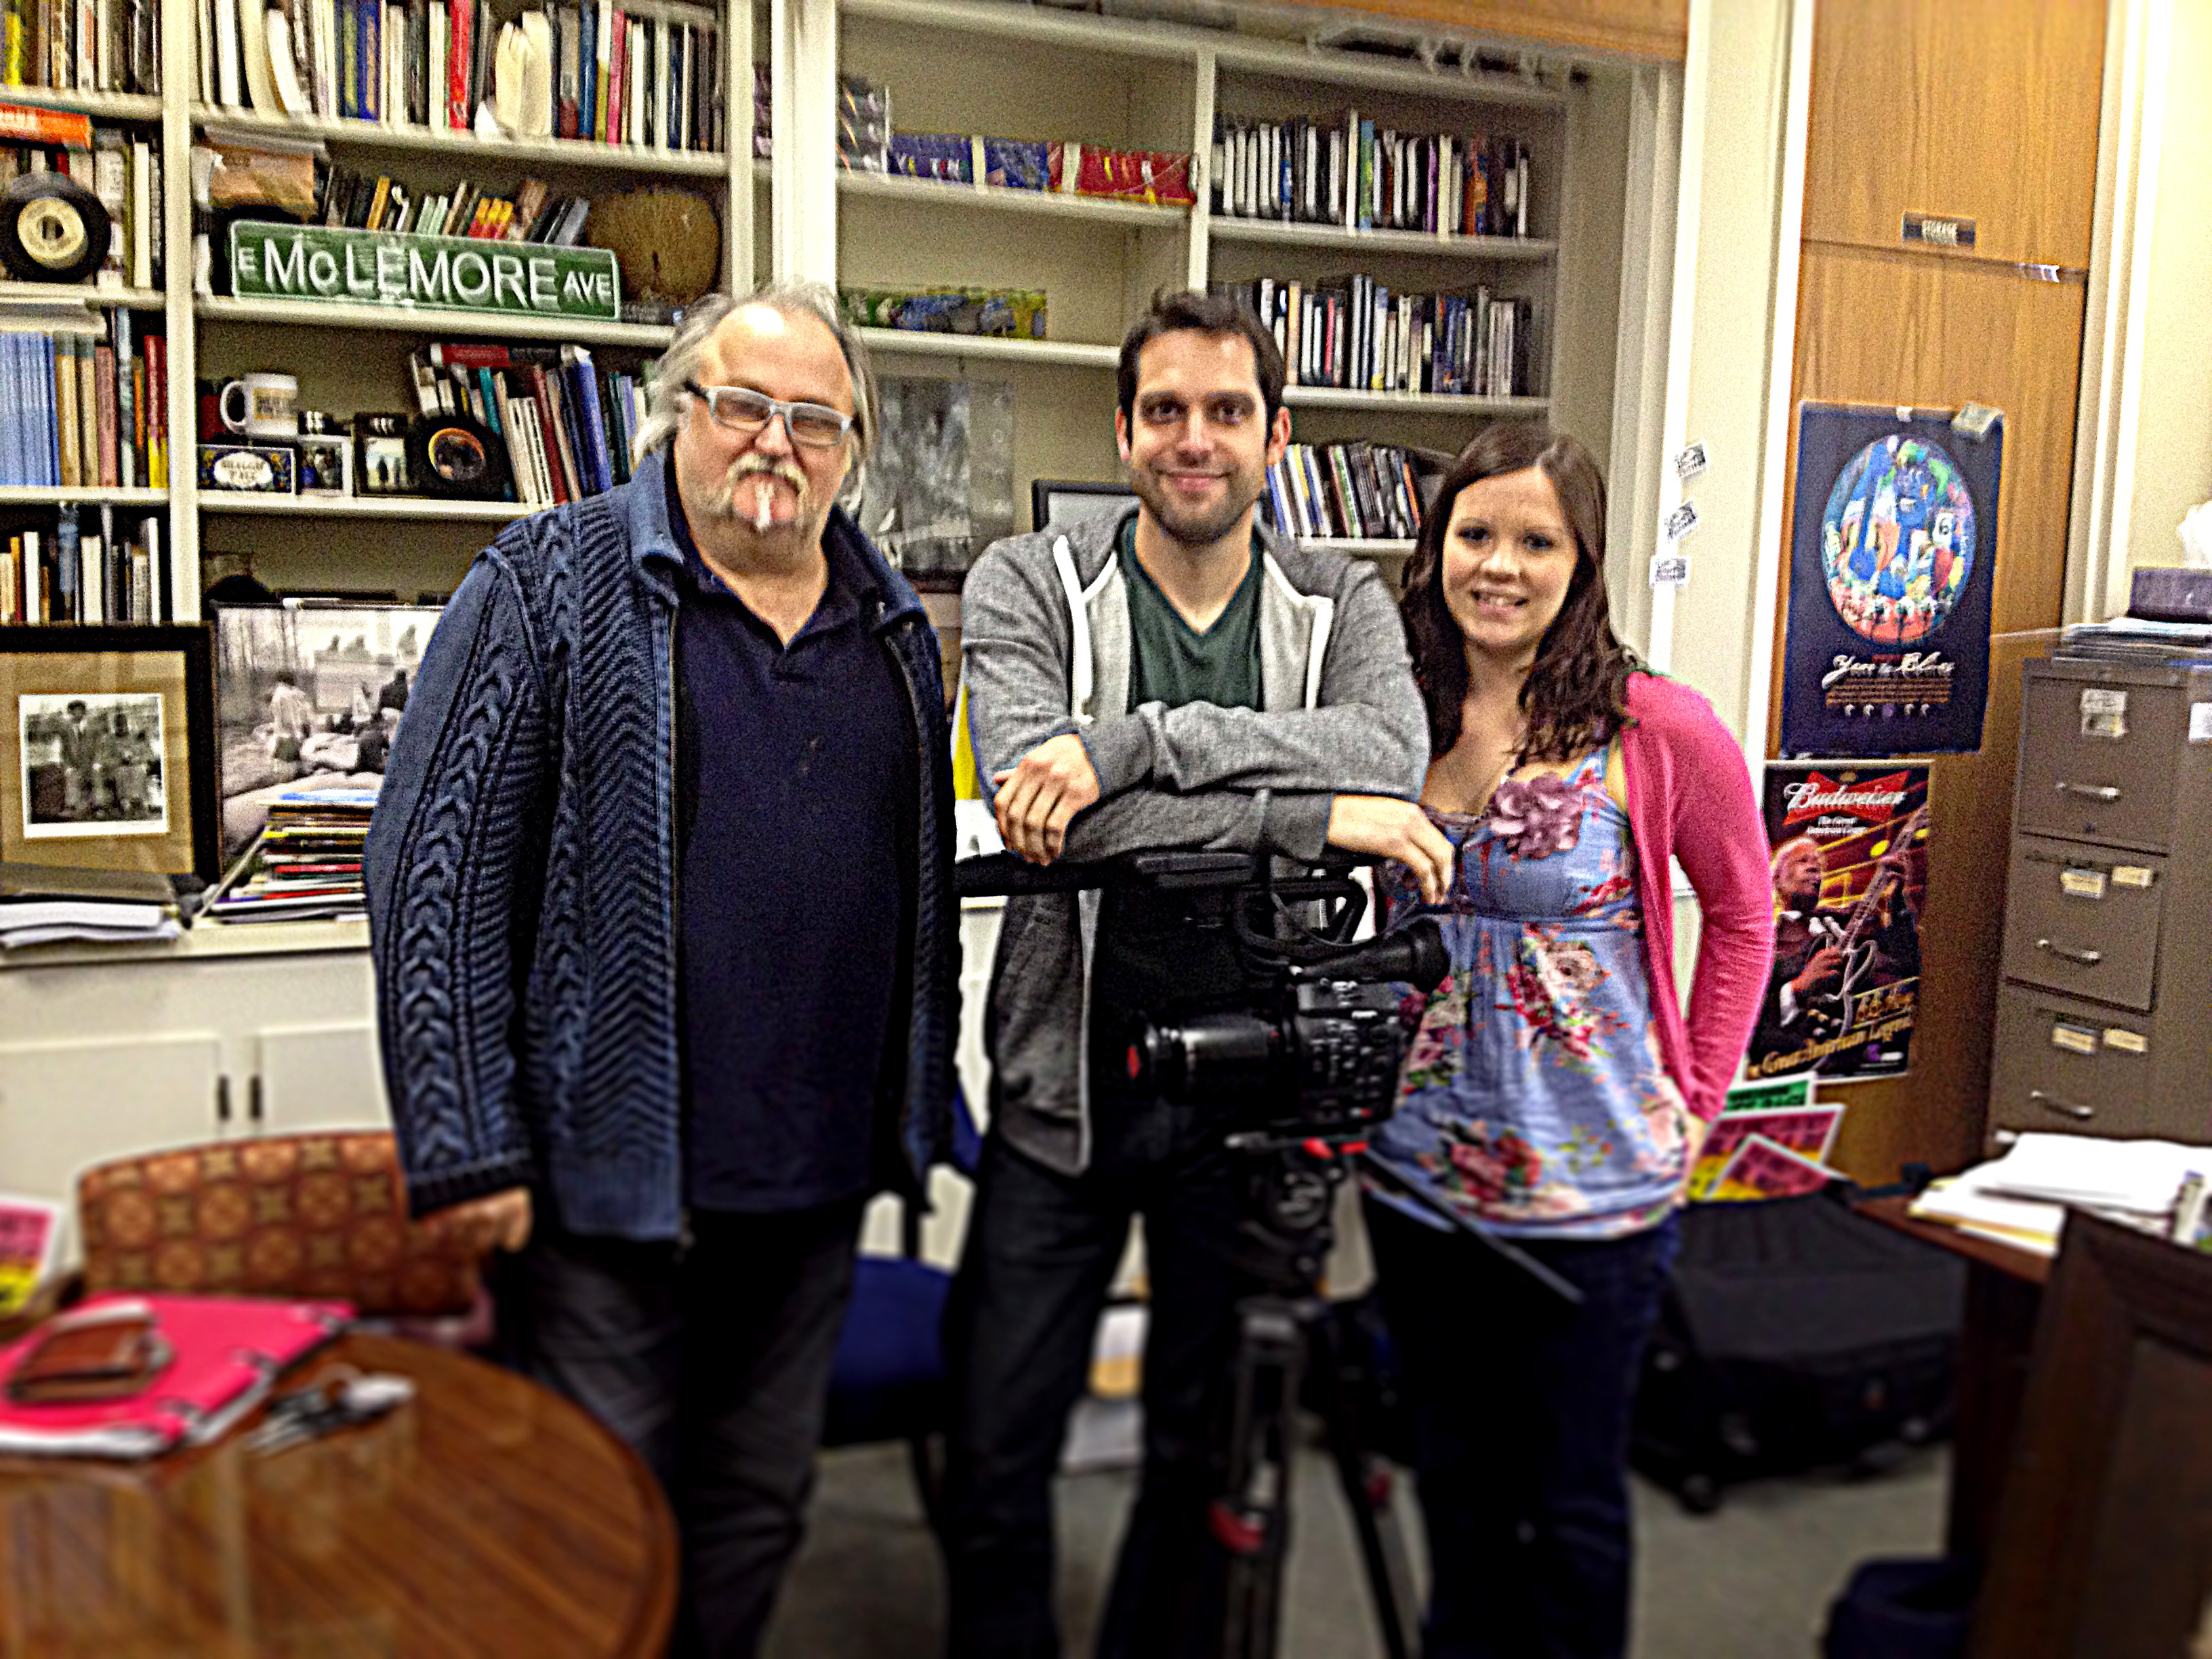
[
  {"xmin": 16, "ymin": 691, "xmax": 168, "ymax": 838},
  {"xmin": 213, "ymin": 602, "xmax": 442, "ymax": 860}
]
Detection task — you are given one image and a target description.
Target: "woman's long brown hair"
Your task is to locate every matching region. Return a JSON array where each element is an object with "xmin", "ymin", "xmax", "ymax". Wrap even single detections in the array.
[{"xmin": 1399, "ymin": 424, "xmax": 1641, "ymax": 764}]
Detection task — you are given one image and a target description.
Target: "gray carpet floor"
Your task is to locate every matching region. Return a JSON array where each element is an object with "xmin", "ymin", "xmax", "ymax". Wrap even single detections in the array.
[{"xmin": 762, "ymin": 1440, "xmax": 1947, "ymax": 1658}]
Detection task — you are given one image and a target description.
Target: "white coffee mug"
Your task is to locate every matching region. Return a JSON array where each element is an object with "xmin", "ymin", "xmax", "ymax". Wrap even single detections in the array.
[{"xmin": 221, "ymin": 373, "xmax": 300, "ymax": 439}]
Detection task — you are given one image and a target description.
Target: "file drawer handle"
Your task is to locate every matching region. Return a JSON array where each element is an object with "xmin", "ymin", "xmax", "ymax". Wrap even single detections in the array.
[
  {"xmin": 2034, "ymin": 938, "xmax": 2103, "ymax": 966},
  {"xmin": 2055, "ymin": 781, "xmax": 2121, "ymax": 802},
  {"xmin": 2029, "ymin": 1090, "xmax": 2095, "ymax": 1122}
]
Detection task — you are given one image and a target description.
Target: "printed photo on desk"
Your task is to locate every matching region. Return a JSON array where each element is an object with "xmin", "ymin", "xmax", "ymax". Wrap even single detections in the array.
[
  {"xmin": 0, "ymin": 626, "xmax": 218, "ymax": 882},
  {"xmin": 213, "ymin": 602, "xmax": 442, "ymax": 863}
]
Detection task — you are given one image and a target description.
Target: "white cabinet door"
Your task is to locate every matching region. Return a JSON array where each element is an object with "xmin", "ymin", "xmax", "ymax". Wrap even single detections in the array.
[
  {"xmin": 253, "ymin": 1023, "xmax": 390, "ymax": 1134},
  {"xmin": 0, "ymin": 1033, "xmax": 224, "ymax": 1203}
]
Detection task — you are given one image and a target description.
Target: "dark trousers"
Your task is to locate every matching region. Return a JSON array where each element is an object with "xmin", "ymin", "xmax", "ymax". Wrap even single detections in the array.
[
  {"xmin": 939, "ymin": 1097, "xmax": 1258, "ymax": 1659},
  {"xmin": 492, "ymin": 1199, "xmax": 865, "ymax": 1659},
  {"xmin": 1366, "ymin": 1199, "xmax": 1679, "ymax": 1659}
]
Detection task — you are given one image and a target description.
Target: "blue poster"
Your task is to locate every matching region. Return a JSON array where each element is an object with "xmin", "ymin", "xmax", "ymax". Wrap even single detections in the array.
[{"xmin": 1780, "ymin": 403, "xmax": 2001, "ymax": 757}]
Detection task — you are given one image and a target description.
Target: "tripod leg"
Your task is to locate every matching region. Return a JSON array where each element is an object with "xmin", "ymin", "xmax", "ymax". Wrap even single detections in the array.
[
  {"xmin": 1212, "ymin": 1297, "xmax": 1302, "ymax": 1659},
  {"xmin": 1306, "ymin": 1310, "xmax": 1418, "ymax": 1659}
]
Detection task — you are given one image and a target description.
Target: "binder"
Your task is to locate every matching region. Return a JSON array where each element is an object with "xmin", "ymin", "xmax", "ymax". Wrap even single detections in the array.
[{"xmin": 0, "ymin": 1293, "xmax": 350, "ymax": 1458}]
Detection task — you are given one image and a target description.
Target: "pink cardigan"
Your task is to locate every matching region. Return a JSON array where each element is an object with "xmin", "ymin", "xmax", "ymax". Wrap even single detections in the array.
[{"xmin": 1618, "ymin": 672, "xmax": 1775, "ymax": 1122}]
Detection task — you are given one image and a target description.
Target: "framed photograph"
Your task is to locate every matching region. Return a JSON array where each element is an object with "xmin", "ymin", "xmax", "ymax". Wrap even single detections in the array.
[
  {"xmin": 0, "ymin": 625, "xmax": 219, "ymax": 882},
  {"xmin": 296, "ymin": 428, "xmax": 353, "ymax": 497},
  {"xmin": 213, "ymin": 600, "xmax": 444, "ymax": 862},
  {"xmin": 355, "ymin": 415, "xmax": 415, "ymax": 497},
  {"xmin": 1030, "ymin": 478, "xmax": 1134, "ymax": 533}
]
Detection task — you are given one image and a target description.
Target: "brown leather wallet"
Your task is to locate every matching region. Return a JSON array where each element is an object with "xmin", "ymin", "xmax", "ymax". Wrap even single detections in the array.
[{"xmin": 7, "ymin": 1308, "xmax": 171, "ymax": 1404}]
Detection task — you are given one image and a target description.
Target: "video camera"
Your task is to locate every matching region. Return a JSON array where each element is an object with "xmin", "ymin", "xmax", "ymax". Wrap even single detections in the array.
[{"xmin": 954, "ymin": 848, "xmax": 1446, "ymax": 1151}]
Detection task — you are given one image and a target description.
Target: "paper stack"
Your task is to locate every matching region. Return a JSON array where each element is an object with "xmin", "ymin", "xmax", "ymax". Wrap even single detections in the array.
[
  {"xmin": 1908, "ymin": 1133, "xmax": 2212, "ymax": 1257},
  {"xmin": 0, "ymin": 895, "xmax": 180, "ymax": 949}
]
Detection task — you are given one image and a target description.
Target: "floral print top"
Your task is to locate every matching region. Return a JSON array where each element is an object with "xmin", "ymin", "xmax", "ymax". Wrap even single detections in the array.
[{"xmin": 1370, "ymin": 748, "xmax": 1689, "ymax": 1241}]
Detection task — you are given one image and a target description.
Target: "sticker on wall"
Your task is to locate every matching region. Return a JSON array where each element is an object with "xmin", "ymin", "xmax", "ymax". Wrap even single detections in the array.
[
  {"xmin": 1744, "ymin": 762, "xmax": 1929, "ymax": 1082},
  {"xmin": 1779, "ymin": 403, "xmax": 2001, "ymax": 758}
]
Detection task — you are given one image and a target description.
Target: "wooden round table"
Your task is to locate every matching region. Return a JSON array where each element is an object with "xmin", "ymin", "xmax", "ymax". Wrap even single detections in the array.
[{"xmin": 0, "ymin": 1332, "xmax": 677, "ymax": 1658}]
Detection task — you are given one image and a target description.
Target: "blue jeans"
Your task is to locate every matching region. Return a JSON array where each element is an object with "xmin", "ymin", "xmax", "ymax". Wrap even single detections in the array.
[
  {"xmin": 491, "ymin": 1200, "xmax": 864, "ymax": 1659},
  {"xmin": 939, "ymin": 1095, "xmax": 1259, "ymax": 1659},
  {"xmin": 1366, "ymin": 1199, "xmax": 1679, "ymax": 1659}
]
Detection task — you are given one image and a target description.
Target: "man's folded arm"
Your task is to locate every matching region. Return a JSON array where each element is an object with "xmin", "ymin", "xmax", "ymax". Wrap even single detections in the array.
[
  {"xmin": 1059, "ymin": 786, "xmax": 1335, "ymax": 865},
  {"xmin": 364, "ymin": 550, "xmax": 550, "ymax": 1217}
]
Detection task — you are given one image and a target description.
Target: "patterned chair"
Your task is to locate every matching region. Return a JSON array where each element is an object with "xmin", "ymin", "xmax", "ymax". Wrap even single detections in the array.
[{"xmin": 77, "ymin": 1131, "xmax": 499, "ymax": 1318}]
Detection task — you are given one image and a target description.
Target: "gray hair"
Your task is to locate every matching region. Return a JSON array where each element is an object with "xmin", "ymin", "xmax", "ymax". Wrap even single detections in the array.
[{"xmin": 635, "ymin": 281, "xmax": 878, "ymax": 471}]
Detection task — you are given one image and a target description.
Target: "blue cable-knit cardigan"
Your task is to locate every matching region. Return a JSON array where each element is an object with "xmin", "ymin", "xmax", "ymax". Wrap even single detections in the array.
[{"xmin": 364, "ymin": 447, "xmax": 958, "ymax": 1238}]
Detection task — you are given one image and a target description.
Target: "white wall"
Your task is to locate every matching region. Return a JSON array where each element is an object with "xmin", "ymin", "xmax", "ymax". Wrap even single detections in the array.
[{"xmin": 2123, "ymin": 0, "xmax": 2212, "ymax": 580}]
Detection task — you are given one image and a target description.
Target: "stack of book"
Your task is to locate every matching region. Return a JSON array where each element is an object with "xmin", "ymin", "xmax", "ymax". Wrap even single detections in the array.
[
  {"xmin": 319, "ymin": 166, "xmax": 591, "ymax": 243},
  {"xmin": 207, "ymin": 787, "xmax": 375, "ymax": 923},
  {"xmin": 0, "ymin": 0, "xmax": 160, "ymax": 96},
  {"xmin": 411, "ymin": 340, "xmax": 645, "ymax": 505},
  {"xmin": 0, "ymin": 319, "xmax": 168, "ymax": 489},
  {"xmin": 199, "ymin": 0, "xmax": 724, "ymax": 153},
  {"xmin": 1212, "ymin": 114, "xmax": 1531, "ymax": 238},
  {"xmin": 1215, "ymin": 274, "xmax": 1536, "ymax": 398},
  {"xmin": 0, "ymin": 105, "xmax": 164, "ymax": 289},
  {"xmin": 1, "ymin": 504, "xmax": 167, "ymax": 623},
  {"xmin": 1263, "ymin": 441, "xmax": 1427, "ymax": 546}
]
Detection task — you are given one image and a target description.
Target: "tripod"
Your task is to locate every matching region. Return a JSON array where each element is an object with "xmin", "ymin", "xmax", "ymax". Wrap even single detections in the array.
[{"xmin": 1208, "ymin": 1135, "xmax": 1419, "ymax": 1659}]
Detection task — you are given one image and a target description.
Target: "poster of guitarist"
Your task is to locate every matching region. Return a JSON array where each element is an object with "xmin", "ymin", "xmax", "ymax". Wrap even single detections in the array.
[{"xmin": 1747, "ymin": 765, "xmax": 1929, "ymax": 1080}]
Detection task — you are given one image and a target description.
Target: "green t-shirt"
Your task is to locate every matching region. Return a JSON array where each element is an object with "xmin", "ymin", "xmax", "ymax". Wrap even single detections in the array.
[
  {"xmin": 1092, "ymin": 520, "xmax": 1267, "ymax": 1088},
  {"xmin": 1120, "ymin": 517, "xmax": 1265, "ymax": 714}
]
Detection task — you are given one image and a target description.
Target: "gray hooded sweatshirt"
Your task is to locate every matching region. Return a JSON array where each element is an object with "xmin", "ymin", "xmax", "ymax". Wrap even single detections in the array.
[{"xmin": 961, "ymin": 508, "xmax": 1429, "ymax": 1176}]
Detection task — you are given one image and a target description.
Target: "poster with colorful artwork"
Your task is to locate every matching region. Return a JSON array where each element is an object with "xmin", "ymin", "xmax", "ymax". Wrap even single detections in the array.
[
  {"xmin": 1780, "ymin": 403, "xmax": 2001, "ymax": 756},
  {"xmin": 1707, "ymin": 1135, "xmax": 1840, "ymax": 1202},
  {"xmin": 1746, "ymin": 764, "xmax": 1930, "ymax": 1082}
]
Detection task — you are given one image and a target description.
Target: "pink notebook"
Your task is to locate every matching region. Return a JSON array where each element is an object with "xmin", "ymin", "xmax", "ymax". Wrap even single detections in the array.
[{"xmin": 0, "ymin": 1293, "xmax": 352, "ymax": 1459}]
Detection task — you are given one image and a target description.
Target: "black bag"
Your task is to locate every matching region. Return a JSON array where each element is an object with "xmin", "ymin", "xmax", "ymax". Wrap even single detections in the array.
[{"xmin": 1631, "ymin": 1193, "xmax": 1965, "ymax": 1513}]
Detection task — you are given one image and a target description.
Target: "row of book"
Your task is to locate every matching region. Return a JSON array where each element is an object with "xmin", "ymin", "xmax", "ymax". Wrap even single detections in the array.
[
  {"xmin": 0, "ymin": 505, "xmax": 169, "ymax": 624},
  {"xmin": 1263, "ymin": 441, "xmax": 1428, "ymax": 546},
  {"xmin": 319, "ymin": 165, "xmax": 591, "ymax": 243},
  {"xmin": 0, "ymin": 321, "xmax": 167, "ymax": 489},
  {"xmin": 207, "ymin": 788, "xmax": 373, "ymax": 922},
  {"xmin": 1212, "ymin": 115, "xmax": 1532, "ymax": 239},
  {"xmin": 198, "ymin": 0, "xmax": 724, "ymax": 152},
  {"xmin": 0, "ymin": 0, "xmax": 160, "ymax": 96},
  {"xmin": 1217, "ymin": 274, "xmax": 1538, "ymax": 398},
  {"xmin": 409, "ymin": 340, "xmax": 642, "ymax": 506},
  {"xmin": 0, "ymin": 108, "xmax": 165, "ymax": 288}
]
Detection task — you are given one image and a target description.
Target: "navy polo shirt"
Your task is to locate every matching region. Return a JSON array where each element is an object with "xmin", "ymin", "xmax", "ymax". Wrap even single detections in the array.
[{"xmin": 669, "ymin": 473, "xmax": 917, "ymax": 1214}]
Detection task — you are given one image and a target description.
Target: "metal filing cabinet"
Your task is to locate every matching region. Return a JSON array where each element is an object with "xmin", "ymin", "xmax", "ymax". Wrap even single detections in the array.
[{"xmin": 1988, "ymin": 655, "xmax": 2212, "ymax": 1145}]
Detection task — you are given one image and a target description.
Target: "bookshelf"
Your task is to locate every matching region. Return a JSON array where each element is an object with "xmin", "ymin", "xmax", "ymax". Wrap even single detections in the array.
[{"xmin": 0, "ymin": 0, "xmax": 1633, "ymax": 620}]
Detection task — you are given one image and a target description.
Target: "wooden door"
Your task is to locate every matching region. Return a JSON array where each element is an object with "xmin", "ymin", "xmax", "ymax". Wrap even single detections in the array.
[{"xmin": 1803, "ymin": 0, "xmax": 2106, "ymax": 268}]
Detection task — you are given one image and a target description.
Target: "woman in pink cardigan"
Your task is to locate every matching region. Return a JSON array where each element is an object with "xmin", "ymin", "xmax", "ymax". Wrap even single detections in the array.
[{"xmin": 1369, "ymin": 424, "xmax": 1771, "ymax": 1659}]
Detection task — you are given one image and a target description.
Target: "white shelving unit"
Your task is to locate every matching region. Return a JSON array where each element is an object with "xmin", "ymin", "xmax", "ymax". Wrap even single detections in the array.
[
  {"xmin": 194, "ymin": 295, "xmax": 679, "ymax": 348},
  {"xmin": 0, "ymin": 485, "xmax": 169, "ymax": 506},
  {"xmin": 192, "ymin": 106, "xmax": 733, "ymax": 176},
  {"xmin": 855, "ymin": 328, "xmax": 1118, "ymax": 371}
]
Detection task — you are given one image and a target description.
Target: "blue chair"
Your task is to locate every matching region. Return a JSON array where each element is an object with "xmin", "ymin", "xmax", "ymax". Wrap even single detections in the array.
[{"xmin": 822, "ymin": 1084, "xmax": 984, "ymax": 1520}]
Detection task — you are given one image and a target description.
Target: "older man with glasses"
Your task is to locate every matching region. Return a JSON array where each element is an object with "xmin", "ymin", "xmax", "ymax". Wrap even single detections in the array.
[{"xmin": 366, "ymin": 281, "xmax": 958, "ymax": 1659}]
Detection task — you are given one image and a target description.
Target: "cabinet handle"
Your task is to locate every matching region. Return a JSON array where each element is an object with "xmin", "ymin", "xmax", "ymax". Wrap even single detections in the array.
[
  {"xmin": 2029, "ymin": 1089, "xmax": 2095, "ymax": 1122},
  {"xmin": 2034, "ymin": 938, "xmax": 2103, "ymax": 966},
  {"xmin": 216, "ymin": 1076, "xmax": 231, "ymax": 1125},
  {"xmin": 2055, "ymin": 781, "xmax": 2121, "ymax": 802},
  {"xmin": 248, "ymin": 1076, "xmax": 264, "ymax": 1128}
]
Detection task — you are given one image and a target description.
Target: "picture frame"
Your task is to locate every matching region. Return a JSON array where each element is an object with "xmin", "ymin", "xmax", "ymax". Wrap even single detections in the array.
[
  {"xmin": 296, "ymin": 428, "xmax": 353, "ymax": 497},
  {"xmin": 0, "ymin": 625, "xmax": 220, "ymax": 883},
  {"xmin": 211, "ymin": 600, "xmax": 444, "ymax": 863},
  {"xmin": 1030, "ymin": 478, "xmax": 1134, "ymax": 533},
  {"xmin": 355, "ymin": 415, "xmax": 415, "ymax": 497}
]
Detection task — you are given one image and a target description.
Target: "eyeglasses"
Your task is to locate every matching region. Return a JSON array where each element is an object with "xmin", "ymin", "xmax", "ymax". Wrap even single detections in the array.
[{"xmin": 683, "ymin": 380, "xmax": 855, "ymax": 449}]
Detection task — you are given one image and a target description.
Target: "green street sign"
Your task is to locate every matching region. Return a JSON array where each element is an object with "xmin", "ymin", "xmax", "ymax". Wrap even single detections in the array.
[{"xmin": 228, "ymin": 222, "xmax": 622, "ymax": 322}]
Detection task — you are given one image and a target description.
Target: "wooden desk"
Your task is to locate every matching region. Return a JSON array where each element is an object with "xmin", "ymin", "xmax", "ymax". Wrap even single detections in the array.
[
  {"xmin": 1858, "ymin": 1195, "xmax": 2049, "ymax": 1562},
  {"xmin": 0, "ymin": 1332, "xmax": 678, "ymax": 1658}
]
